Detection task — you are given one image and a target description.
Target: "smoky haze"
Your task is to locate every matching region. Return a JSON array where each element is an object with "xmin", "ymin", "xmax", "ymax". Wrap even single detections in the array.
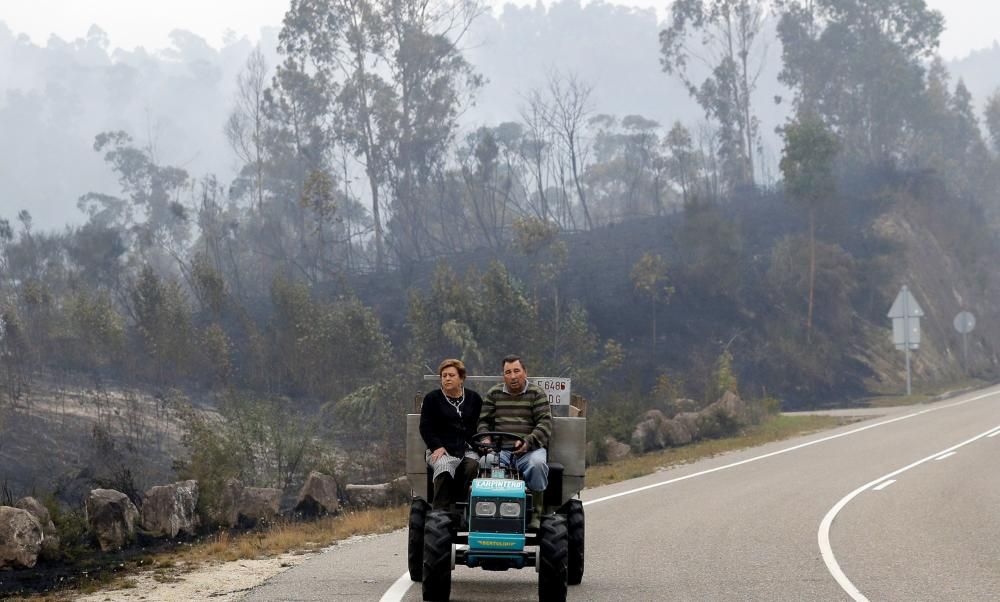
[
  {"xmin": 7, "ymin": 3, "xmax": 784, "ymax": 231},
  {"xmin": 0, "ymin": 0, "xmax": 998, "ymax": 230}
]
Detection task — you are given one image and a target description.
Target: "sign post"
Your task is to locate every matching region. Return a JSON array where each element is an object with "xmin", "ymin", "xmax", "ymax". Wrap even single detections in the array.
[
  {"xmin": 888, "ymin": 285, "xmax": 923, "ymax": 396},
  {"xmin": 953, "ymin": 311, "xmax": 976, "ymax": 373}
]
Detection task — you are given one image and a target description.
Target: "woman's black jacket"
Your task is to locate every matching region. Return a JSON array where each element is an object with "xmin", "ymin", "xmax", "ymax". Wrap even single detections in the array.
[{"xmin": 419, "ymin": 388, "xmax": 483, "ymax": 458}]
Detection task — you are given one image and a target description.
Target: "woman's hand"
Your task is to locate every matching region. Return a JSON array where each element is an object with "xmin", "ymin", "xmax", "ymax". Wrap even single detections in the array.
[{"xmin": 430, "ymin": 447, "xmax": 447, "ymax": 463}]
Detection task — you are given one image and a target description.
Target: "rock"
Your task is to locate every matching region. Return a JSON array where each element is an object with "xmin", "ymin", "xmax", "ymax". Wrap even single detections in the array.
[
  {"xmin": 603, "ymin": 436, "xmax": 632, "ymax": 461},
  {"xmin": 141, "ymin": 481, "xmax": 199, "ymax": 538},
  {"xmin": 0, "ymin": 506, "xmax": 43, "ymax": 569},
  {"xmin": 14, "ymin": 497, "xmax": 59, "ymax": 560},
  {"xmin": 631, "ymin": 409, "xmax": 668, "ymax": 452},
  {"xmin": 237, "ymin": 487, "xmax": 282, "ymax": 526},
  {"xmin": 715, "ymin": 390, "xmax": 750, "ymax": 423},
  {"xmin": 674, "ymin": 412, "xmax": 701, "ymax": 442},
  {"xmin": 659, "ymin": 418, "xmax": 694, "ymax": 446},
  {"xmin": 85, "ymin": 489, "xmax": 139, "ymax": 552},
  {"xmin": 295, "ymin": 472, "xmax": 339, "ymax": 517},
  {"xmin": 345, "ymin": 482, "xmax": 403, "ymax": 507},
  {"xmin": 219, "ymin": 478, "xmax": 244, "ymax": 527}
]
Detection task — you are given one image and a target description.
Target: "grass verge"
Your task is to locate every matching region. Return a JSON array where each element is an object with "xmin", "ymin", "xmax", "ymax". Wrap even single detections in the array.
[
  {"xmin": 862, "ymin": 377, "xmax": 988, "ymax": 408},
  {"xmin": 586, "ymin": 414, "xmax": 848, "ymax": 488}
]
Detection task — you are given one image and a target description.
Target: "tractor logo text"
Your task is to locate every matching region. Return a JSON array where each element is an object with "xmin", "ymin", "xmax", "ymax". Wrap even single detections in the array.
[{"xmin": 476, "ymin": 480, "xmax": 523, "ymax": 490}]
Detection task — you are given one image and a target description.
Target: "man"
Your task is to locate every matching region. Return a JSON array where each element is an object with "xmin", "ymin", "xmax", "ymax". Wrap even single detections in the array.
[{"xmin": 478, "ymin": 354, "xmax": 552, "ymax": 529}]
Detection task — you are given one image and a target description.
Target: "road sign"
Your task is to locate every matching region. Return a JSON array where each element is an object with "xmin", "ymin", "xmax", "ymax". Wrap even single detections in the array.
[
  {"xmin": 888, "ymin": 285, "xmax": 922, "ymax": 396},
  {"xmin": 531, "ymin": 377, "xmax": 571, "ymax": 406},
  {"xmin": 887, "ymin": 286, "xmax": 923, "ymax": 319},
  {"xmin": 953, "ymin": 311, "xmax": 976, "ymax": 373},
  {"xmin": 892, "ymin": 317, "xmax": 920, "ymax": 350},
  {"xmin": 953, "ymin": 311, "xmax": 975, "ymax": 334}
]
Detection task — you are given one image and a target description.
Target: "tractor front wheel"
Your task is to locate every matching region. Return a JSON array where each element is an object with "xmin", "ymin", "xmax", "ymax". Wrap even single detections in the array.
[
  {"xmin": 563, "ymin": 499, "xmax": 585, "ymax": 585},
  {"xmin": 537, "ymin": 514, "xmax": 568, "ymax": 602},
  {"xmin": 422, "ymin": 510, "xmax": 453, "ymax": 601},
  {"xmin": 408, "ymin": 497, "xmax": 430, "ymax": 581}
]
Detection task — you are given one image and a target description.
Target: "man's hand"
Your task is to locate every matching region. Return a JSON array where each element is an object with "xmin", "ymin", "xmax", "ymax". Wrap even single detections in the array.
[
  {"xmin": 480, "ymin": 436, "xmax": 492, "ymax": 446},
  {"xmin": 430, "ymin": 447, "xmax": 447, "ymax": 463},
  {"xmin": 513, "ymin": 440, "xmax": 528, "ymax": 455}
]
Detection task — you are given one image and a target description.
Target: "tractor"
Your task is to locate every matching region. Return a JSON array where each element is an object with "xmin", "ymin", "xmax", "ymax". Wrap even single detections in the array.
[{"xmin": 405, "ymin": 384, "xmax": 586, "ymax": 602}]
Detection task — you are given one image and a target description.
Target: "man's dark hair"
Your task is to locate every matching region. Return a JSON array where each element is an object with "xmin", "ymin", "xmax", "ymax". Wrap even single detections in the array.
[{"xmin": 501, "ymin": 354, "xmax": 525, "ymax": 370}]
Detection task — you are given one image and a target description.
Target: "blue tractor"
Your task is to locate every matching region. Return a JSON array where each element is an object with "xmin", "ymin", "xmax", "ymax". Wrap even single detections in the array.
[{"xmin": 406, "ymin": 412, "xmax": 586, "ymax": 601}]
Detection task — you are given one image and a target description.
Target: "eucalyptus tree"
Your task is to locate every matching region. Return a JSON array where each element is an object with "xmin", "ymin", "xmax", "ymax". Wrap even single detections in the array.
[
  {"xmin": 537, "ymin": 71, "xmax": 595, "ymax": 230},
  {"xmin": 774, "ymin": 0, "xmax": 944, "ymax": 164},
  {"xmin": 660, "ymin": 0, "xmax": 768, "ymax": 189},
  {"xmin": 225, "ymin": 47, "xmax": 270, "ymax": 215},
  {"xmin": 78, "ymin": 131, "xmax": 192, "ymax": 278},
  {"xmin": 630, "ymin": 252, "xmax": 674, "ymax": 350},
  {"xmin": 987, "ymin": 91, "xmax": 1000, "ymax": 155},
  {"xmin": 278, "ymin": 0, "xmax": 482, "ymax": 270},
  {"xmin": 779, "ymin": 111, "xmax": 839, "ymax": 340}
]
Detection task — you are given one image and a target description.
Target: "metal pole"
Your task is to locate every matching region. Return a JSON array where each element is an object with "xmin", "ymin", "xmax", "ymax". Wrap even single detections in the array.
[
  {"xmin": 903, "ymin": 287, "xmax": 911, "ymax": 396},
  {"xmin": 963, "ymin": 331, "xmax": 969, "ymax": 374}
]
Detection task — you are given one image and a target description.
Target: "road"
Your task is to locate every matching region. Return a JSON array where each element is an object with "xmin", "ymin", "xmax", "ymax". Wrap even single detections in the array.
[{"xmin": 245, "ymin": 385, "xmax": 1000, "ymax": 601}]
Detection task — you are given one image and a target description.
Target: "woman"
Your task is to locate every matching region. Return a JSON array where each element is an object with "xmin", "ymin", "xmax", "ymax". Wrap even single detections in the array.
[{"xmin": 419, "ymin": 358, "xmax": 483, "ymax": 510}]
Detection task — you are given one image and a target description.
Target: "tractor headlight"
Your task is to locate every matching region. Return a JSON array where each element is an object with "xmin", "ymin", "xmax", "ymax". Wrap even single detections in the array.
[
  {"xmin": 475, "ymin": 501, "xmax": 497, "ymax": 517},
  {"xmin": 499, "ymin": 502, "xmax": 522, "ymax": 518}
]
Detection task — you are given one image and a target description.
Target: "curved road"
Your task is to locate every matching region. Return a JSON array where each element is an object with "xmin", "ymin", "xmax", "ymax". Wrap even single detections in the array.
[{"xmin": 246, "ymin": 385, "xmax": 1000, "ymax": 601}]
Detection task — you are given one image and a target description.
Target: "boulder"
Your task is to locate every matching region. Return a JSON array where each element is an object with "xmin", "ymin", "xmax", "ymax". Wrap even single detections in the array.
[
  {"xmin": 141, "ymin": 480, "xmax": 199, "ymax": 538},
  {"xmin": 345, "ymin": 482, "xmax": 401, "ymax": 507},
  {"xmin": 631, "ymin": 409, "xmax": 668, "ymax": 452},
  {"xmin": 237, "ymin": 487, "xmax": 282, "ymax": 526},
  {"xmin": 295, "ymin": 472, "xmax": 339, "ymax": 517},
  {"xmin": 674, "ymin": 412, "xmax": 702, "ymax": 442},
  {"xmin": 603, "ymin": 436, "xmax": 632, "ymax": 461},
  {"xmin": 715, "ymin": 390, "xmax": 750, "ymax": 423},
  {"xmin": 659, "ymin": 417, "xmax": 694, "ymax": 446},
  {"xmin": 14, "ymin": 497, "xmax": 59, "ymax": 560},
  {"xmin": 219, "ymin": 478, "xmax": 244, "ymax": 527},
  {"xmin": 0, "ymin": 506, "xmax": 43, "ymax": 569},
  {"xmin": 85, "ymin": 489, "xmax": 139, "ymax": 551}
]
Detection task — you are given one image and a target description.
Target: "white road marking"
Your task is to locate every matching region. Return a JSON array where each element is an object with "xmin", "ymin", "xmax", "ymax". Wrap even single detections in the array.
[
  {"xmin": 935, "ymin": 451, "xmax": 957, "ymax": 460},
  {"xmin": 872, "ymin": 480, "xmax": 896, "ymax": 491},
  {"xmin": 989, "ymin": 430, "xmax": 1000, "ymax": 438},
  {"xmin": 586, "ymin": 391, "xmax": 997, "ymax": 507},
  {"xmin": 379, "ymin": 572, "xmax": 415, "ymax": 602},
  {"xmin": 818, "ymin": 423, "xmax": 1000, "ymax": 602},
  {"xmin": 380, "ymin": 389, "xmax": 1000, "ymax": 602}
]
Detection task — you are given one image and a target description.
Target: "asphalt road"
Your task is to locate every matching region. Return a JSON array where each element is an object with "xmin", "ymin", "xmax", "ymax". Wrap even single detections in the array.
[{"xmin": 245, "ymin": 385, "xmax": 1000, "ymax": 601}]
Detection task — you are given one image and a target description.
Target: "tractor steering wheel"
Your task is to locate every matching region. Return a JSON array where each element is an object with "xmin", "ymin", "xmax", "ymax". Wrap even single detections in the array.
[{"xmin": 470, "ymin": 431, "xmax": 527, "ymax": 453}]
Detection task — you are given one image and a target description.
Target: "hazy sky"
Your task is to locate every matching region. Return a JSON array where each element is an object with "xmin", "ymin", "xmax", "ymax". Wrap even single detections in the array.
[{"xmin": 1, "ymin": 0, "xmax": 997, "ymax": 60}]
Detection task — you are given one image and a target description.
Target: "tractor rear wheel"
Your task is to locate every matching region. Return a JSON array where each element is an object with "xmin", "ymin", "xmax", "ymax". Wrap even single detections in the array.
[
  {"xmin": 563, "ymin": 499, "xmax": 585, "ymax": 585},
  {"xmin": 422, "ymin": 510, "xmax": 453, "ymax": 601},
  {"xmin": 537, "ymin": 514, "xmax": 568, "ymax": 602},
  {"xmin": 408, "ymin": 497, "xmax": 430, "ymax": 581}
]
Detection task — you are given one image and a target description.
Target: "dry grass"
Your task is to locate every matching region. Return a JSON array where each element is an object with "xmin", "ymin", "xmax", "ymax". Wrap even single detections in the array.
[
  {"xmin": 585, "ymin": 414, "xmax": 846, "ymax": 488},
  {"xmin": 163, "ymin": 506, "xmax": 409, "ymax": 566}
]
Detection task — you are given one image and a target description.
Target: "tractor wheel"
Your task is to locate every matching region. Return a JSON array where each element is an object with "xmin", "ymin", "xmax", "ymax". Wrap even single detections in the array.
[
  {"xmin": 408, "ymin": 497, "xmax": 430, "ymax": 581},
  {"xmin": 563, "ymin": 499, "xmax": 585, "ymax": 585},
  {"xmin": 422, "ymin": 510, "xmax": 453, "ymax": 601},
  {"xmin": 537, "ymin": 514, "xmax": 568, "ymax": 602}
]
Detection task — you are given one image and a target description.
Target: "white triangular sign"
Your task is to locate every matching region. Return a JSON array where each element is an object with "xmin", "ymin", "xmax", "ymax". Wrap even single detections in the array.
[{"xmin": 888, "ymin": 286, "xmax": 924, "ymax": 319}]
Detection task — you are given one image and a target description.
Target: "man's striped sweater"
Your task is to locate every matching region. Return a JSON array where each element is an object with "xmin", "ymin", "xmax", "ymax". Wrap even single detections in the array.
[{"xmin": 477, "ymin": 382, "xmax": 552, "ymax": 450}]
